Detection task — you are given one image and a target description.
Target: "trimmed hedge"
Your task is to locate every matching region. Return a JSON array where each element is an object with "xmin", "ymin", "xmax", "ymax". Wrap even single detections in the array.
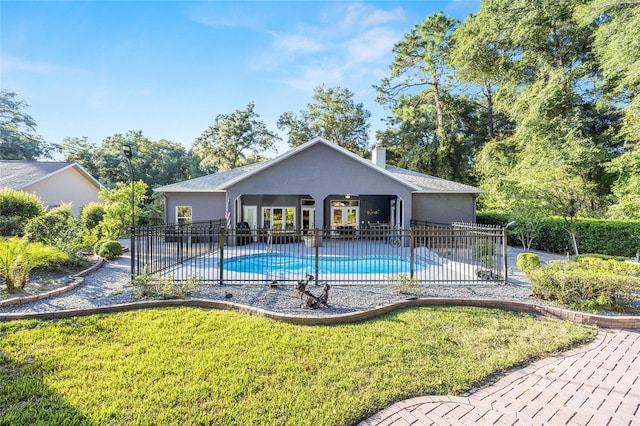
[
  {"xmin": 96, "ymin": 240, "xmax": 123, "ymax": 260},
  {"xmin": 516, "ymin": 253, "xmax": 540, "ymax": 272},
  {"xmin": 478, "ymin": 212, "xmax": 640, "ymax": 257},
  {"xmin": 529, "ymin": 257, "xmax": 640, "ymax": 313}
]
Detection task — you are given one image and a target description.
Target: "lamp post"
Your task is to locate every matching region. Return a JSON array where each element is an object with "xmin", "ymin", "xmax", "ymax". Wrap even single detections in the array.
[{"xmin": 122, "ymin": 144, "xmax": 134, "ymax": 280}]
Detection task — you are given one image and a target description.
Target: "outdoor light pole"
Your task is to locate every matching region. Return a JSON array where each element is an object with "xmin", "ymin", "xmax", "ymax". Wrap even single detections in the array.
[{"xmin": 122, "ymin": 144, "xmax": 135, "ymax": 280}]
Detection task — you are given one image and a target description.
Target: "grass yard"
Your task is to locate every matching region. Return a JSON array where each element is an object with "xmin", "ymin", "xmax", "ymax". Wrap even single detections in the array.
[{"xmin": 0, "ymin": 306, "xmax": 596, "ymax": 425}]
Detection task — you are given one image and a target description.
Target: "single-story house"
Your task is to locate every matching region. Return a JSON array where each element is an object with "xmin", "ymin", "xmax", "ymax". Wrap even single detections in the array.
[
  {"xmin": 154, "ymin": 137, "xmax": 482, "ymax": 232},
  {"xmin": 0, "ymin": 161, "xmax": 105, "ymax": 216}
]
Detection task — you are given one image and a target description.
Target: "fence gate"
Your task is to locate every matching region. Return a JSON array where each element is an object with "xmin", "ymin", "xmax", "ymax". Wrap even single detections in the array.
[{"xmin": 131, "ymin": 221, "xmax": 507, "ymax": 285}]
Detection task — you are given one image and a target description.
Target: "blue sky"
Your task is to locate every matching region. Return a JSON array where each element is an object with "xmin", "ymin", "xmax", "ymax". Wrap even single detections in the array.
[{"xmin": 1, "ymin": 0, "xmax": 480, "ymax": 156}]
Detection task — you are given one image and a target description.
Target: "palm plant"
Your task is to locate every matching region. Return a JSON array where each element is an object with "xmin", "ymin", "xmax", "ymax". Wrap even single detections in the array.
[{"xmin": 0, "ymin": 237, "xmax": 68, "ymax": 290}]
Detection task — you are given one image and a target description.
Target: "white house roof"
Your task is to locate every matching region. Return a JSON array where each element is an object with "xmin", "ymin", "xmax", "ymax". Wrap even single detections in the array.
[
  {"xmin": 0, "ymin": 161, "xmax": 105, "ymax": 191},
  {"xmin": 154, "ymin": 137, "xmax": 482, "ymax": 194}
]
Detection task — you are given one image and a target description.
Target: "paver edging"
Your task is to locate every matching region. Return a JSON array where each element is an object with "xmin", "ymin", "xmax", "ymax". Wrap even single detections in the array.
[
  {"xmin": 1, "ymin": 296, "xmax": 638, "ymax": 329},
  {"xmin": 0, "ymin": 258, "xmax": 105, "ymax": 308}
]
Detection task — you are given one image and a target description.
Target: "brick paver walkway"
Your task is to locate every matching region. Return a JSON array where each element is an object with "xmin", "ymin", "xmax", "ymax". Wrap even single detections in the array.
[{"xmin": 360, "ymin": 329, "xmax": 640, "ymax": 425}]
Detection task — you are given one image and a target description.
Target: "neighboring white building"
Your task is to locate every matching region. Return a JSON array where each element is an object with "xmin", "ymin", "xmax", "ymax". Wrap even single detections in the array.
[{"xmin": 0, "ymin": 161, "xmax": 105, "ymax": 216}]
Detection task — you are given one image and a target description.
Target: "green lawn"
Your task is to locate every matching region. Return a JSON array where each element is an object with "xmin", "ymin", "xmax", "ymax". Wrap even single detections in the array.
[{"xmin": 0, "ymin": 307, "xmax": 596, "ymax": 425}]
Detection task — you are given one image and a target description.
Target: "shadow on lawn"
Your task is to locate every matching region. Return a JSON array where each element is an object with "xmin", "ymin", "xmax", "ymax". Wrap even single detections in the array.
[{"xmin": 0, "ymin": 351, "xmax": 95, "ymax": 425}]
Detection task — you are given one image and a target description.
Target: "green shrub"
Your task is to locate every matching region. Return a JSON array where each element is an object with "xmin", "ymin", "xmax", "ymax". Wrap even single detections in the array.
[
  {"xmin": 96, "ymin": 240, "xmax": 123, "ymax": 260},
  {"xmin": 517, "ymin": 253, "xmax": 540, "ymax": 272},
  {"xmin": 0, "ymin": 216, "xmax": 21, "ymax": 237},
  {"xmin": 132, "ymin": 272, "xmax": 199, "ymax": 300},
  {"xmin": 0, "ymin": 188, "xmax": 45, "ymax": 235},
  {"xmin": 574, "ymin": 253, "xmax": 628, "ymax": 262},
  {"xmin": 530, "ymin": 258, "xmax": 640, "ymax": 313},
  {"xmin": 0, "ymin": 237, "xmax": 69, "ymax": 290},
  {"xmin": 24, "ymin": 204, "xmax": 80, "ymax": 256},
  {"xmin": 478, "ymin": 211, "xmax": 640, "ymax": 257},
  {"xmin": 386, "ymin": 273, "xmax": 419, "ymax": 295},
  {"xmin": 81, "ymin": 202, "xmax": 105, "ymax": 230}
]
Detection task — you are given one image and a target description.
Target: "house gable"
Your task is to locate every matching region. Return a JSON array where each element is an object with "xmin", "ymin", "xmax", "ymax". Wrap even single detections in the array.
[
  {"xmin": 224, "ymin": 137, "xmax": 417, "ymax": 195},
  {"xmin": 0, "ymin": 161, "xmax": 104, "ymax": 216}
]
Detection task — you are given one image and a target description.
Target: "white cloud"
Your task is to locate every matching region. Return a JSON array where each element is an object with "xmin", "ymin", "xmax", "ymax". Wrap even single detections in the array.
[
  {"xmin": 250, "ymin": 2, "xmax": 407, "ymax": 94},
  {"xmin": 288, "ymin": 64, "xmax": 345, "ymax": 92},
  {"xmin": 184, "ymin": 3, "xmax": 262, "ymax": 29},
  {"xmin": 272, "ymin": 33, "xmax": 324, "ymax": 53},
  {"xmin": 347, "ymin": 27, "xmax": 401, "ymax": 63},
  {"xmin": 1, "ymin": 55, "xmax": 88, "ymax": 76},
  {"xmin": 341, "ymin": 3, "xmax": 405, "ymax": 29}
]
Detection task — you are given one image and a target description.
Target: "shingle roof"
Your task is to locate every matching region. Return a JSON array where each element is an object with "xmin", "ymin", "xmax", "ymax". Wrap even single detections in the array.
[
  {"xmin": 385, "ymin": 165, "xmax": 482, "ymax": 193},
  {"xmin": 154, "ymin": 161, "xmax": 270, "ymax": 192},
  {"xmin": 154, "ymin": 138, "xmax": 482, "ymax": 194},
  {"xmin": 0, "ymin": 161, "xmax": 104, "ymax": 190}
]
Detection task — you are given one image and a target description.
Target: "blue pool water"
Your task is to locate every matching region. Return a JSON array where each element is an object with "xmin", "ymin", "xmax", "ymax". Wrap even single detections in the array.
[{"xmin": 223, "ymin": 253, "xmax": 428, "ymax": 275}]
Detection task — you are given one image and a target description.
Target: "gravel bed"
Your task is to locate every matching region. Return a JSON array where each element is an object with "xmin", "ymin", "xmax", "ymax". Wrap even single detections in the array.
[{"xmin": 0, "ymin": 248, "xmax": 547, "ymax": 317}]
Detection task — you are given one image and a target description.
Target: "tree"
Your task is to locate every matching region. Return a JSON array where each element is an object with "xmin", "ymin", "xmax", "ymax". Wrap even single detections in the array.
[
  {"xmin": 61, "ymin": 132, "xmax": 202, "ymax": 191},
  {"xmin": 99, "ymin": 181, "xmax": 148, "ymax": 239},
  {"xmin": 375, "ymin": 93, "xmax": 485, "ymax": 183},
  {"xmin": 606, "ymin": 146, "xmax": 640, "ymax": 219},
  {"xmin": 277, "ymin": 85, "xmax": 372, "ymax": 156},
  {"xmin": 451, "ymin": 8, "xmax": 513, "ymax": 140},
  {"xmin": 0, "ymin": 90, "xmax": 54, "ymax": 160},
  {"xmin": 467, "ymin": 0, "xmax": 618, "ymax": 220},
  {"xmin": 376, "ymin": 12, "xmax": 470, "ymax": 180},
  {"xmin": 193, "ymin": 103, "xmax": 279, "ymax": 172},
  {"xmin": 576, "ymin": 0, "xmax": 640, "ymax": 145}
]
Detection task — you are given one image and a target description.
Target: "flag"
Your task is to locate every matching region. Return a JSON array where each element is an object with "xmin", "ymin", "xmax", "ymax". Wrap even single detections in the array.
[{"xmin": 225, "ymin": 199, "xmax": 231, "ymax": 228}]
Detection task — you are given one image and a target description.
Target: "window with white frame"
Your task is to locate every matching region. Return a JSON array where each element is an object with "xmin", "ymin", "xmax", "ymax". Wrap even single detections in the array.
[{"xmin": 176, "ymin": 206, "xmax": 192, "ymax": 224}]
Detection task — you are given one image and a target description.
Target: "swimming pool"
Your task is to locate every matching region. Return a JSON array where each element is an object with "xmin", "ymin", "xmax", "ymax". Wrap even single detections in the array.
[{"xmin": 223, "ymin": 253, "xmax": 428, "ymax": 275}]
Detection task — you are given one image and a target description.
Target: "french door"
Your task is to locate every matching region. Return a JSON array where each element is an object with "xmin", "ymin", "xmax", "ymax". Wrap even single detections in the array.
[{"xmin": 330, "ymin": 200, "xmax": 359, "ymax": 229}]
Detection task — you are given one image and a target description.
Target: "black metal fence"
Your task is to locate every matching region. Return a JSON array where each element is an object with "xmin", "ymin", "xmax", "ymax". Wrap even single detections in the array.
[{"xmin": 131, "ymin": 221, "xmax": 507, "ymax": 285}]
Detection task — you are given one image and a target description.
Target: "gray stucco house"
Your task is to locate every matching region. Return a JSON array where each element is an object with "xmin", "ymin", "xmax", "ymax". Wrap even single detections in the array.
[{"xmin": 154, "ymin": 137, "xmax": 482, "ymax": 231}]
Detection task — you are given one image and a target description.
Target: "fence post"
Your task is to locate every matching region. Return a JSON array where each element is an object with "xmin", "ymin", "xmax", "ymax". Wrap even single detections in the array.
[
  {"xmin": 503, "ymin": 226, "xmax": 508, "ymax": 285},
  {"xmin": 219, "ymin": 227, "xmax": 225, "ymax": 285},
  {"xmin": 209, "ymin": 220, "xmax": 214, "ymax": 251},
  {"xmin": 130, "ymin": 226, "xmax": 135, "ymax": 281},
  {"xmin": 410, "ymin": 227, "xmax": 415, "ymax": 280},
  {"xmin": 314, "ymin": 227, "xmax": 319, "ymax": 282}
]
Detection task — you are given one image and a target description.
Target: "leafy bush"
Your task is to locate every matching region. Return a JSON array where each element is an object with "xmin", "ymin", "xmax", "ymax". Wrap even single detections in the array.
[
  {"xmin": 23, "ymin": 204, "xmax": 81, "ymax": 257},
  {"xmin": 386, "ymin": 273, "xmax": 419, "ymax": 295},
  {"xmin": 478, "ymin": 212, "xmax": 640, "ymax": 257},
  {"xmin": 95, "ymin": 240, "xmax": 123, "ymax": 260},
  {"xmin": 529, "ymin": 258, "xmax": 640, "ymax": 313},
  {"xmin": 80, "ymin": 202, "xmax": 105, "ymax": 230},
  {"xmin": 516, "ymin": 253, "xmax": 540, "ymax": 272},
  {"xmin": 0, "ymin": 216, "xmax": 21, "ymax": 237},
  {"xmin": 0, "ymin": 189, "xmax": 45, "ymax": 236},
  {"xmin": 573, "ymin": 253, "xmax": 628, "ymax": 262},
  {"xmin": 132, "ymin": 272, "xmax": 199, "ymax": 300},
  {"xmin": 0, "ymin": 237, "xmax": 69, "ymax": 290}
]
